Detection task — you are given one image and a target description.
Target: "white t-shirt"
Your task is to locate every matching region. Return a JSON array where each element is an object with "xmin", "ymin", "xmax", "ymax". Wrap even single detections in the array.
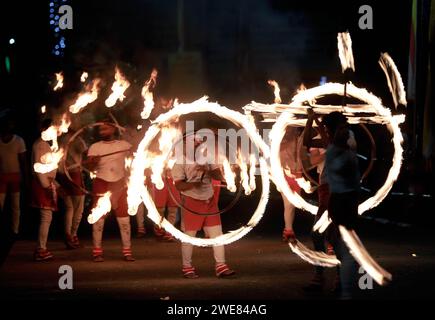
[
  {"xmin": 32, "ymin": 138, "xmax": 56, "ymax": 188},
  {"xmin": 0, "ymin": 135, "xmax": 26, "ymax": 174},
  {"xmin": 87, "ymin": 140, "xmax": 131, "ymax": 182},
  {"xmin": 172, "ymin": 159, "xmax": 220, "ymax": 200}
]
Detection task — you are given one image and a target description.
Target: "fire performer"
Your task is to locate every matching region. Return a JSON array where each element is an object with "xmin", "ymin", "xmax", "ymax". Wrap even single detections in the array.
[
  {"xmin": 86, "ymin": 121, "xmax": 134, "ymax": 262},
  {"xmin": 302, "ymin": 110, "xmax": 356, "ymax": 292},
  {"xmin": 280, "ymin": 127, "xmax": 303, "ymax": 242},
  {"xmin": 172, "ymin": 134, "xmax": 235, "ymax": 278},
  {"xmin": 324, "ymin": 112, "xmax": 360, "ymax": 299},
  {"xmin": 31, "ymin": 119, "xmax": 58, "ymax": 261},
  {"xmin": 0, "ymin": 115, "xmax": 28, "ymax": 236},
  {"xmin": 58, "ymin": 129, "xmax": 86, "ymax": 249}
]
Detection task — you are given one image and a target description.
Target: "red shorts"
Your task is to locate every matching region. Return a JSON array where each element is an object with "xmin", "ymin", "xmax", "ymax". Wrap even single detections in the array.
[
  {"xmin": 153, "ymin": 177, "xmax": 180, "ymax": 208},
  {"xmin": 211, "ymin": 179, "xmax": 221, "ymax": 207},
  {"xmin": 31, "ymin": 177, "xmax": 57, "ymax": 211},
  {"xmin": 92, "ymin": 178, "xmax": 128, "ymax": 217},
  {"xmin": 57, "ymin": 170, "xmax": 85, "ymax": 196},
  {"xmin": 0, "ymin": 173, "xmax": 21, "ymax": 193},
  {"xmin": 181, "ymin": 195, "xmax": 221, "ymax": 232},
  {"xmin": 285, "ymin": 174, "xmax": 301, "ymax": 193}
]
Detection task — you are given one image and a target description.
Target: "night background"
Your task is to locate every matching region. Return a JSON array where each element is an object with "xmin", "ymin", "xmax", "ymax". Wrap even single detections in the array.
[{"xmin": 0, "ymin": 0, "xmax": 434, "ymax": 306}]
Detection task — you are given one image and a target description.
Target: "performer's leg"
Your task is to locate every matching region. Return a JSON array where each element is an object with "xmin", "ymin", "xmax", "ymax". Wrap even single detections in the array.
[
  {"xmin": 281, "ymin": 192, "xmax": 296, "ymax": 241},
  {"xmin": 37, "ymin": 209, "xmax": 52, "ymax": 250},
  {"xmin": 70, "ymin": 195, "xmax": 84, "ymax": 238},
  {"xmin": 135, "ymin": 203, "xmax": 146, "ymax": 235},
  {"xmin": 63, "ymin": 195, "xmax": 73, "ymax": 236},
  {"xmin": 10, "ymin": 192, "xmax": 20, "ymax": 235},
  {"xmin": 114, "ymin": 187, "xmax": 134, "ymax": 261},
  {"xmin": 167, "ymin": 207, "xmax": 177, "ymax": 225},
  {"xmin": 204, "ymin": 224, "xmax": 235, "ymax": 277},
  {"xmin": 92, "ymin": 217, "xmax": 105, "ymax": 261}
]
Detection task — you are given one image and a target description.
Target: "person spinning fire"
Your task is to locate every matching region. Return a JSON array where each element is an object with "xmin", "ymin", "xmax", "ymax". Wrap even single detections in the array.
[
  {"xmin": 172, "ymin": 133, "xmax": 236, "ymax": 279},
  {"xmin": 85, "ymin": 120, "xmax": 134, "ymax": 262}
]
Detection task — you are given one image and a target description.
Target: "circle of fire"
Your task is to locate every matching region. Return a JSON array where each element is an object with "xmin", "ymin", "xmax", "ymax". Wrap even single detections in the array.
[
  {"xmin": 128, "ymin": 97, "xmax": 271, "ymax": 247},
  {"xmin": 269, "ymin": 82, "xmax": 404, "ymax": 233}
]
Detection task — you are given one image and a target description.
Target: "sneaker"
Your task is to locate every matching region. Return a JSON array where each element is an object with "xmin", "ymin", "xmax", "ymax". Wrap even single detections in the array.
[
  {"xmin": 93, "ymin": 255, "xmax": 104, "ymax": 262},
  {"xmin": 282, "ymin": 228, "xmax": 296, "ymax": 243},
  {"xmin": 34, "ymin": 248, "xmax": 54, "ymax": 261},
  {"xmin": 93, "ymin": 247, "xmax": 104, "ymax": 262},
  {"xmin": 72, "ymin": 235, "xmax": 83, "ymax": 248},
  {"xmin": 154, "ymin": 226, "xmax": 165, "ymax": 237},
  {"xmin": 123, "ymin": 248, "xmax": 135, "ymax": 262},
  {"xmin": 162, "ymin": 232, "xmax": 175, "ymax": 242},
  {"xmin": 136, "ymin": 230, "xmax": 146, "ymax": 239},
  {"xmin": 215, "ymin": 263, "xmax": 236, "ymax": 278},
  {"xmin": 65, "ymin": 234, "xmax": 78, "ymax": 250},
  {"xmin": 182, "ymin": 266, "xmax": 199, "ymax": 279}
]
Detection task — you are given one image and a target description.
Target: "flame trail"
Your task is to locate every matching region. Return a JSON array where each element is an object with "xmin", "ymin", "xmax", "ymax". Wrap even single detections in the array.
[
  {"xmin": 69, "ymin": 79, "xmax": 100, "ymax": 113},
  {"xmin": 339, "ymin": 226, "xmax": 392, "ymax": 286},
  {"xmin": 88, "ymin": 192, "xmax": 112, "ymax": 224},
  {"xmin": 80, "ymin": 71, "xmax": 88, "ymax": 83},
  {"xmin": 337, "ymin": 32, "xmax": 355, "ymax": 72},
  {"xmin": 40, "ymin": 105, "xmax": 46, "ymax": 114},
  {"xmin": 267, "ymin": 80, "xmax": 282, "ymax": 104},
  {"xmin": 222, "ymin": 158, "xmax": 237, "ymax": 193},
  {"xmin": 105, "ymin": 67, "xmax": 130, "ymax": 108},
  {"xmin": 34, "ymin": 149, "xmax": 64, "ymax": 173},
  {"xmin": 140, "ymin": 69, "xmax": 158, "ymax": 119},
  {"xmin": 53, "ymin": 72, "xmax": 64, "ymax": 91},
  {"xmin": 379, "ymin": 52, "xmax": 407, "ymax": 108},
  {"xmin": 249, "ymin": 154, "xmax": 257, "ymax": 191}
]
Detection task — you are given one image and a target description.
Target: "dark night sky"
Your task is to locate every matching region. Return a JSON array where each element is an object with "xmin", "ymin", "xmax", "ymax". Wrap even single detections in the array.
[{"xmin": 0, "ymin": 0, "xmax": 413, "ymax": 139}]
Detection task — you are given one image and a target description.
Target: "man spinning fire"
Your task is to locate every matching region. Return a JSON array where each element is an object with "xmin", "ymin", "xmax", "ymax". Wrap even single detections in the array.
[
  {"xmin": 172, "ymin": 133, "xmax": 236, "ymax": 279},
  {"xmin": 86, "ymin": 121, "xmax": 134, "ymax": 262}
]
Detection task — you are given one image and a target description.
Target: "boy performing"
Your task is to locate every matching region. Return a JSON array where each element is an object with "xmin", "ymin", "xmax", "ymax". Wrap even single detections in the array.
[
  {"xmin": 86, "ymin": 121, "xmax": 134, "ymax": 262},
  {"xmin": 31, "ymin": 119, "xmax": 58, "ymax": 261},
  {"xmin": 172, "ymin": 136, "xmax": 235, "ymax": 279}
]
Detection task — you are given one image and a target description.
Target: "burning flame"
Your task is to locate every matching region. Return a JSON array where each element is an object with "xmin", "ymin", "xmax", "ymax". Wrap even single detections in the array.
[
  {"xmin": 89, "ymin": 171, "xmax": 97, "ymax": 179},
  {"xmin": 69, "ymin": 79, "xmax": 100, "ymax": 113},
  {"xmin": 150, "ymin": 125, "xmax": 179, "ymax": 190},
  {"xmin": 237, "ymin": 151, "xmax": 251, "ymax": 195},
  {"xmin": 267, "ymin": 80, "xmax": 282, "ymax": 104},
  {"xmin": 127, "ymin": 98, "xmax": 271, "ymax": 246},
  {"xmin": 41, "ymin": 113, "xmax": 71, "ymax": 152},
  {"xmin": 140, "ymin": 69, "xmax": 158, "ymax": 119},
  {"xmin": 80, "ymin": 71, "xmax": 88, "ymax": 83},
  {"xmin": 337, "ymin": 32, "xmax": 355, "ymax": 73},
  {"xmin": 339, "ymin": 226, "xmax": 392, "ymax": 286},
  {"xmin": 40, "ymin": 105, "xmax": 46, "ymax": 114},
  {"xmin": 105, "ymin": 67, "xmax": 130, "ymax": 108},
  {"xmin": 222, "ymin": 158, "xmax": 237, "ymax": 193},
  {"xmin": 378, "ymin": 52, "xmax": 407, "ymax": 108},
  {"xmin": 34, "ymin": 149, "xmax": 64, "ymax": 173},
  {"xmin": 53, "ymin": 72, "xmax": 64, "ymax": 91},
  {"xmin": 249, "ymin": 154, "xmax": 257, "ymax": 191},
  {"xmin": 87, "ymin": 192, "xmax": 112, "ymax": 224}
]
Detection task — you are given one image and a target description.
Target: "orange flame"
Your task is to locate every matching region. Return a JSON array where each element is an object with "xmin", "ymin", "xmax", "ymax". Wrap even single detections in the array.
[
  {"xmin": 268, "ymin": 80, "xmax": 282, "ymax": 104},
  {"xmin": 87, "ymin": 192, "xmax": 112, "ymax": 224},
  {"xmin": 53, "ymin": 72, "xmax": 64, "ymax": 91},
  {"xmin": 69, "ymin": 79, "xmax": 100, "ymax": 113},
  {"xmin": 105, "ymin": 67, "xmax": 130, "ymax": 108},
  {"xmin": 140, "ymin": 69, "xmax": 158, "ymax": 119},
  {"xmin": 34, "ymin": 149, "xmax": 64, "ymax": 173},
  {"xmin": 80, "ymin": 71, "xmax": 88, "ymax": 83}
]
